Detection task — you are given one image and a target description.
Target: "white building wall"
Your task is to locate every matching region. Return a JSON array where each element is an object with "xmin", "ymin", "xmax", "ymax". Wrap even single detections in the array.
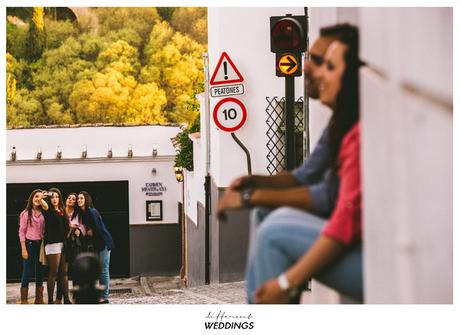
[
  {"xmin": 6, "ymin": 126, "xmax": 181, "ymax": 226},
  {"xmin": 308, "ymin": 7, "xmax": 453, "ymax": 304},
  {"xmin": 7, "ymin": 159, "xmax": 178, "ymax": 225},
  {"xmin": 359, "ymin": 7, "xmax": 453, "ymax": 303},
  {"xmin": 208, "ymin": 7, "xmax": 306, "ymax": 187}
]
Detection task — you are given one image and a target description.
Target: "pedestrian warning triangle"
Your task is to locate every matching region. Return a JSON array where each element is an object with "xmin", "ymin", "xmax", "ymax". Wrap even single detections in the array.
[{"xmin": 210, "ymin": 52, "xmax": 244, "ymax": 85}]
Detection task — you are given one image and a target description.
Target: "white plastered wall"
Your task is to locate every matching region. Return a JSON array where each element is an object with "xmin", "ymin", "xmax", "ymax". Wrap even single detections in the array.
[
  {"xmin": 6, "ymin": 126, "xmax": 181, "ymax": 225},
  {"xmin": 207, "ymin": 7, "xmax": 307, "ymax": 187},
  {"xmin": 359, "ymin": 7, "xmax": 453, "ymax": 303}
]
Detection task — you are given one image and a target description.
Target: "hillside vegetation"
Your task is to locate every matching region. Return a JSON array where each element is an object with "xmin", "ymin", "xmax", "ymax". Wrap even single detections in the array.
[{"xmin": 6, "ymin": 7, "xmax": 207, "ymax": 127}]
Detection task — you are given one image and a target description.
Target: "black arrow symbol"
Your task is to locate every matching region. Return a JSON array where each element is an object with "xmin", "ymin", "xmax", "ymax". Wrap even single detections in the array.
[{"xmin": 280, "ymin": 56, "xmax": 297, "ymax": 72}]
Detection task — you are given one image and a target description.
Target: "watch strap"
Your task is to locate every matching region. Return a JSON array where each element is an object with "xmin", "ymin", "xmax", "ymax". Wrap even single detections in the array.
[{"xmin": 277, "ymin": 273, "xmax": 290, "ymax": 291}]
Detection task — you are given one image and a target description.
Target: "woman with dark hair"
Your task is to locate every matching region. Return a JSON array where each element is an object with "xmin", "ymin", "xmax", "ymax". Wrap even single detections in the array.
[
  {"xmin": 77, "ymin": 191, "xmax": 114, "ymax": 304},
  {"xmin": 18, "ymin": 189, "xmax": 48, "ymax": 304},
  {"xmin": 248, "ymin": 24, "xmax": 363, "ymax": 303},
  {"xmin": 55, "ymin": 192, "xmax": 83, "ymax": 304},
  {"xmin": 42, "ymin": 187, "xmax": 70, "ymax": 304}
]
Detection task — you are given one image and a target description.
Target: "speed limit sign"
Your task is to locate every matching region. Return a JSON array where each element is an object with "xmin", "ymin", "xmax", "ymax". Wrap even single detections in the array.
[{"xmin": 213, "ymin": 97, "xmax": 247, "ymax": 132}]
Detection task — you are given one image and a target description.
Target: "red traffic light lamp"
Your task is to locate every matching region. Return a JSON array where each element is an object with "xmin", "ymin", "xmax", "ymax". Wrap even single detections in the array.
[{"xmin": 270, "ymin": 14, "xmax": 307, "ymax": 53}]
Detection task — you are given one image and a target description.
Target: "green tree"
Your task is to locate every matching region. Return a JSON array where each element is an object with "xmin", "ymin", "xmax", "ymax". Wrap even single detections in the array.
[
  {"xmin": 6, "ymin": 20, "xmax": 29, "ymax": 60},
  {"xmin": 69, "ymin": 69, "xmax": 137, "ymax": 123},
  {"xmin": 174, "ymin": 114, "xmax": 200, "ymax": 170},
  {"xmin": 45, "ymin": 19, "xmax": 77, "ymax": 49},
  {"xmin": 6, "ymin": 7, "xmax": 207, "ymax": 127},
  {"xmin": 170, "ymin": 7, "xmax": 207, "ymax": 44},
  {"xmin": 94, "ymin": 8, "xmax": 160, "ymax": 47},
  {"xmin": 127, "ymin": 83, "xmax": 167, "ymax": 123},
  {"xmin": 26, "ymin": 7, "xmax": 46, "ymax": 62},
  {"xmin": 96, "ymin": 40, "xmax": 140, "ymax": 77},
  {"xmin": 6, "ymin": 74, "xmax": 17, "ymax": 105},
  {"xmin": 7, "ymin": 88, "xmax": 43, "ymax": 127},
  {"xmin": 157, "ymin": 7, "xmax": 176, "ymax": 21},
  {"xmin": 30, "ymin": 36, "xmax": 97, "ymax": 121},
  {"xmin": 144, "ymin": 29, "xmax": 204, "ymax": 123}
]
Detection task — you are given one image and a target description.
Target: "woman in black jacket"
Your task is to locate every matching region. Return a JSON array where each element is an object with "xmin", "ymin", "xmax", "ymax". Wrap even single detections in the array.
[{"xmin": 43, "ymin": 188, "xmax": 70, "ymax": 304}]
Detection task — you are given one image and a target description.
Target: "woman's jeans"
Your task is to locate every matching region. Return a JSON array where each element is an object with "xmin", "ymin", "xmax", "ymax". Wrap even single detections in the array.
[
  {"xmin": 246, "ymin": 207, "xmax": 363, "ymax": 303},
  {"xmin": 99, "ymin": 246, "xmax": 111, "ymax": 301},
  {"xmin": 21, "ymin": 239, "xmax": 43, "ymax": 288}
]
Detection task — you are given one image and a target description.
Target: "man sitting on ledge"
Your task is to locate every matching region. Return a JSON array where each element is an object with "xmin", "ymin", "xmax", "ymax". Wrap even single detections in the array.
[{"xmin": 218, "ymin": 23, "xmax": 363, "ymax": 303}]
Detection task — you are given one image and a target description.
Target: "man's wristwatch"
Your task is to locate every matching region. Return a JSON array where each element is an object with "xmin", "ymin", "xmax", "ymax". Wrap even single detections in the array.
[
  {"xmin": 277, "ymin": 273, "xmax": 290, "ymax": 291},
  {"xmin": 240, "ymin": 188, "xmax": 254, "ymax": 208}
]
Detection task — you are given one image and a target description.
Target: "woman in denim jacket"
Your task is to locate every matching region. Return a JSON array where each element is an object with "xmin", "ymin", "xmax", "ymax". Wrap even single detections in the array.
[{"xmin": 77, "ymin": 191, "xmax": 114, "ymax": 304}]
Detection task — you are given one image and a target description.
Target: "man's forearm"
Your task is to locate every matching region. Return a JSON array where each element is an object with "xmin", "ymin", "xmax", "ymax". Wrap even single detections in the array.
[
  {"xmin": 252, "ymin": 171, "xmax": 299, "ymax": 189},
  {"xmin": 250, "ymin": 186, "xmax": 314, "ymax": 211}
]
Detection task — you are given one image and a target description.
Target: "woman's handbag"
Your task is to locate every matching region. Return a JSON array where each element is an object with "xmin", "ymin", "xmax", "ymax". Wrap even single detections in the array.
[
  {"xmin": 65, "ymin": 228, "xmax": 83, "ymax": 263},
  {"xmin": 39, "ymin": 239, "xmax": 47, "ymax": 265}
]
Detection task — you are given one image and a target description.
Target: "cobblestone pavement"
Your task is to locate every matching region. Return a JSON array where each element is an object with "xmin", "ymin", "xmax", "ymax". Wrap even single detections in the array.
[{"xmin": 6, "ymin": 276, "xmax": 247, "ymax": 304}]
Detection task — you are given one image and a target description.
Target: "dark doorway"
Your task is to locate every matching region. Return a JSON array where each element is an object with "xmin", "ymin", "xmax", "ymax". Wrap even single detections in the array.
[{"xmin": 6, "ymin": 181, "xmax": 130, "ymax": 282}]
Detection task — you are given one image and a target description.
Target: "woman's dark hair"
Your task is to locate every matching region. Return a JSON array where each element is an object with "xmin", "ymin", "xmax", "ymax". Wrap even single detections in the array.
[
  {"xmin": 322, "ymin": 23, "xmax": 361, "ymax": 170},
  {"xmin": 78, "ymin": 191, "xmax": 94, "ymax": 210},
  {"xmin": 66, "ymin": 192, "xmax": 79, "ymax": 220},
  {"xmin": 22, "ymin": 189, "xmax": 43, "ymax": 225},
  {"xmin": 48, "ymin": 187, "xmax": 66, "ymax": 215},
  {"xmin": 78, "ymin": 191, "xmax": 102, "ymax": 220}
]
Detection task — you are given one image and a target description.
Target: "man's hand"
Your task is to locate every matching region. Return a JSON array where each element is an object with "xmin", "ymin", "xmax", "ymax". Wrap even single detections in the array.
[
  {"xmin": 217, "ymin": 189, "xmax": 243, "ymax": 220},
  {"xmin": 229, "ymin": 175, "xmax": 254, "ymax": 190},
  {"xmin": 254, "ymin": 278, "xmax": 289, "ymax": 304}
]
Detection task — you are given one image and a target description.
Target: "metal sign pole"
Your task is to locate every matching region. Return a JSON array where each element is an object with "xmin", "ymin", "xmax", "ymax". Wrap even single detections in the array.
[
  {"xmin": 203, "ymin": 53, "xmax": 211, "ymax": 285},
  {"xmin": 285, "ymin": 76, "xmax": 296, "ymax": 170}
]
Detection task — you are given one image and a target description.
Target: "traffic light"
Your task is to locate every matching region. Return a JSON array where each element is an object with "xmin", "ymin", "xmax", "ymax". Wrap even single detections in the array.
[
  {"xmin": 270, "ymin": 14, "xmax": 307, "ymax": 77},
  {"xmin": 270, "ymin": 14, "xmax": 307, "ymax": 54}
]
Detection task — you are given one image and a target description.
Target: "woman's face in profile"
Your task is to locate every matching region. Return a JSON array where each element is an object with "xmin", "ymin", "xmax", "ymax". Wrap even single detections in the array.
[
  {"xmin": 77, "ymin": 194, "xmax": 85, "ymax": 209},
  {"xmin": 317, "ymin": 41, "xmax": 348, "ymax": 109}
]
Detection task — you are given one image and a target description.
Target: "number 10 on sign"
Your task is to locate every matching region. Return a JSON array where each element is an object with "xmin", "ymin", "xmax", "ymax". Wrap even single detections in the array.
[{"xmin": 213, "ymin": 97, "xmax": 247, "ymax": 132}]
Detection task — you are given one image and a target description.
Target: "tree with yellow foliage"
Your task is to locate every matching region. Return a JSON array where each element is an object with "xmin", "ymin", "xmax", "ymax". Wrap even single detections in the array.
[{"xmin": 26, "ymin": 7, "xmax": 46, "ymax": 62}]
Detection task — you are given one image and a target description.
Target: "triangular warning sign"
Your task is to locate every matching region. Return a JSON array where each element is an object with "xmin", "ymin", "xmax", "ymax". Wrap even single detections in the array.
[{"xmin": 210, "ymin": 52, "xmax": 244, "ymax": 85}]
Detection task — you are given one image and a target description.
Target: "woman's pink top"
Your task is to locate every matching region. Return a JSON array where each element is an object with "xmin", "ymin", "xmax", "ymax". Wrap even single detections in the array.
[
  {"xmin": 322, "ymin": 122, "xmax": 362, "ymax": 246},
  {"xmin": 68, "ymin": 211, "xmax": 86, "ymax": 236},
  {"xmin": 18, "ymin": 210, "xmax": 45, "ymax": 242}
]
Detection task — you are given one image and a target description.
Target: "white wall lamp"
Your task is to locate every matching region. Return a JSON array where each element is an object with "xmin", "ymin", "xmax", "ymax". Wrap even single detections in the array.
[
  {"xmin": 151, "ymin": 167, "xmax": 157, "ymax": 176},
  {"xmin": 107, "ymin": 144, "xmax": 113, "ymax": 158},
  {"xmin": 152, "ymin": 144, "xmax": 158, "ymax": 157},
  {"xmin": 82, "ymin": 144, "xmax": 87, "ymax": 159},
  {"xmin": 128, "ymin": 144, "xmax": 133, "ymax": 158},
  {"xmin": 36, "ymin": 147, "xmax": 42, "ymax": 160},
  {"xmin": 56, "ymin": 146, "xmax": 62, "ymax": 160},
  {"xmin": 11, "ymin": 146, "xmax": 16, "ymax": 161}
]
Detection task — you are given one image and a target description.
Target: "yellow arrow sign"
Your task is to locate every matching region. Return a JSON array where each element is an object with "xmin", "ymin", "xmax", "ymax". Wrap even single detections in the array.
[{"xmin": 277, "ymin": 54, "xmax": 299, "ymax": 75}]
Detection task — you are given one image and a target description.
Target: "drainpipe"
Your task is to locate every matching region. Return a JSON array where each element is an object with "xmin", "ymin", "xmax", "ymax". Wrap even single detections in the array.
[
  {"xmin": 203, "ymin": 53, "xmax": 211, "ymax": 285},
  {"xmin": 304, "ymin": 7, "xmax": 310, "ymax": 158}
]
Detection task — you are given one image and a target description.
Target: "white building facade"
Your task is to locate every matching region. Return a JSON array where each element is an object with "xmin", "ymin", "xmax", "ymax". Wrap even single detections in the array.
[{"xmin": 6, "ymin": 124, "xmax": 182, "ymax": 279}]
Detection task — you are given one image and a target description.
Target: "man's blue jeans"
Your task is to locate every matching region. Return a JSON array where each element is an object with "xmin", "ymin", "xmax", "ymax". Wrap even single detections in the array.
[
  {"xmin": 245, "ymin": 207, "xmax": 362, "ymax": 303},
  {"xmin": 21, "ymin": 239, "xmax": 44, "ymax": 288},
  {"xmin": 99, "ymin": 247, "xmax": 111, "ymax": 301}
]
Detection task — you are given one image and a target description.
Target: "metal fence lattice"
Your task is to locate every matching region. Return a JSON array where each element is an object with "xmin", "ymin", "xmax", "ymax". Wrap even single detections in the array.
[{"xmin": 265, "ymin": 97, "xmax": 304, "ymax": 175}]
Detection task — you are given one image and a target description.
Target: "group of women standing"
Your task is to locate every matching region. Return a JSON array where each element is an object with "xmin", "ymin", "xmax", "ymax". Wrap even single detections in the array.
[{"xmin": 18, "ymin": 189, "xmax": 114, "ymax": 304}]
